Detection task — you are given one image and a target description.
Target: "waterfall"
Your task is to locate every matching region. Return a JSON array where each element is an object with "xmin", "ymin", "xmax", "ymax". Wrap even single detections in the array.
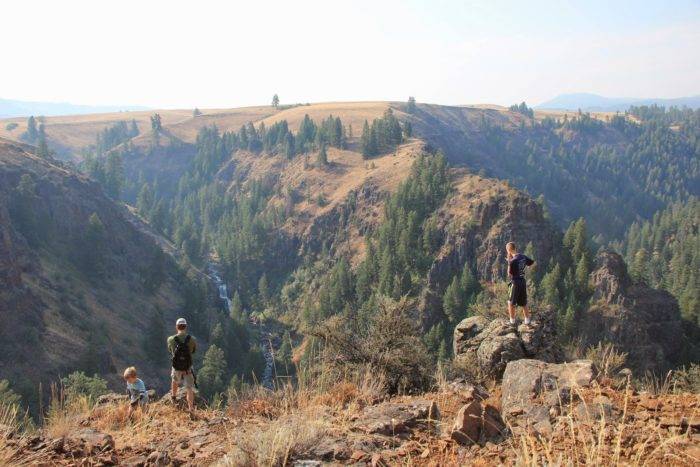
[
  {"xmin": 207, "ymin": 260, "xmax": 274, "ymax": 390},
  {"xmin": 208, "ymin": 266, "xmax": 232, "ymax": 313}
]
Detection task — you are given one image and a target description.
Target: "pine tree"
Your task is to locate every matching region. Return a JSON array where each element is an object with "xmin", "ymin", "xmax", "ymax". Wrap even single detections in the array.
[
  {"xmin": 143, "ymin": 308, "xmax": 165, "ymax": 363},
  {"xmin": 36, "ymin": 135, "xmax": 50, "ymax": 159},
  {"xmin": 193, "ymin": 108, "xmax": 202, "ymax": 117},
  {"xmin": 460, "ymin": 264, "xmax": 479, "ymax": 303},
  {"xmin": 136, "ymin": 183, "xmax": 154, "ymax": 215},
  {"xmin": 272, "ymin": 94, "xmax": 279, "ymax": 108},
  {"xmin": 198, "ymin": 345, "xmax": 227, "ymax": 399},
  {"xmin": 630, "ymin": 249, "xmax": 649, "ymax": 284},
  {"xmin": 104, "ymin": 152, "xmax": 124, "ymax": 199},
  {"xmin": 575, "ymin": 255, "xmax": 590, "ymax": 297},
  {"xmin": 150, "ymin": 113, "xmax": 162, "ymax": 133},
  {"xmin": 540, "ymin": 263, "xmax": 562, "ymax": 307},
  {"xmin": 443, "ymin": 276, "xmax": 465, "ymax": 323},
  {"xmin": 209, "ymin": 322, "xmax": 225, "ymax": 349},
  {"xmin": 407, "ymin": 96, "xmax": 416, "ymax": 114},
  {"xmin": 562, "ymin": 304, "xmax": 576, "ymax": 337},
  {"xmin": 317, "ymin": 143, "xmax": 328, "ymax": 166},
  {"xmin": 258, "ymin": 273, "xmax": 270, "ymax": 307},
  {"xmin": 403, "ymin": 121, "xmax": 413, "ymax": 138},
  {"xmin": 26, "ymin": 116, "xmax": 38, "ymax": 142},
  {"xmin": 284, "ymin": 131, "xmax": 296, "ymax": 159},
  {"xmin": 230, "ymin": 291, "xmax": 244, "ymax": 321},
  {"xmin": 361, "ymin": 120, "xmax": 371, "ymax": 158}
]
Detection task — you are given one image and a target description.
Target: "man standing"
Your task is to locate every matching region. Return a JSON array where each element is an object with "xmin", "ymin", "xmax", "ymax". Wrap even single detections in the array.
[
  {"xmin": 505, "ymin": 242, "xmax": 535, "ymax": 325},
  {"xmin": 167, "ymin": 318, "xmax": 197, "ymax": 411}
]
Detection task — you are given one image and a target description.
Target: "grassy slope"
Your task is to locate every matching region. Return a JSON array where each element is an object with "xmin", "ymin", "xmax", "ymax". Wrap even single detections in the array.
[{"xmin": 0, "ymin": 140, "xmax": 192, "ymax": 390}]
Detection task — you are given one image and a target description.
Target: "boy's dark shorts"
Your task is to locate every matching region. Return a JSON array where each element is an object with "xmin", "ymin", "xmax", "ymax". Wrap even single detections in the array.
[
  {"xmin": 508, "ymin": 279, "xmax": 528, "ymax": 307},
  {"xmin": 130, "ymin": 394, "xmax": 148, "ymax": 408}
]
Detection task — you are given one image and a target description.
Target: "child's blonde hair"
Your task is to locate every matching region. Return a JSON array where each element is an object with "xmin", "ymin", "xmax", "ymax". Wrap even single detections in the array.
[
  {"xmin": 506, "ymin": 241, "xmax": 517, "ymax": 252},
  {"xmin": 123, "ymin": 366, "xmax": 137, "ymax": 379}
]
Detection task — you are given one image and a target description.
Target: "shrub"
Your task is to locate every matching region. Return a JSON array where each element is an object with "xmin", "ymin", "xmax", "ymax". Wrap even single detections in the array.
[
  {"xmin": 61, "ymin": 371, "xmax": 108, "ymax": 402},
  {"xmin": 584, "ymin": 342, "xmax": 627, "ymax": 380},
  {"xmin": 5, "ymin": 122, "xmax": 18, "ymax": 131},
  {"xmin": 670, "ymin": 363, "xmax": 700, "ymax": 393},
  {"xmin": 314, "ymin": 296, "xmax": 434, "ymax": 394},
  {"xmin": 0, "ymin": 380, "xmax": 21, "ymax": 408}
]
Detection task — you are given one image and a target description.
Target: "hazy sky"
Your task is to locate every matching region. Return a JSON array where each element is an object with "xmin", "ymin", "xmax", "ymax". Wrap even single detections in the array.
[{"xmin": 2, "ymin": 0, "xmax": 699, "ymax": 108}]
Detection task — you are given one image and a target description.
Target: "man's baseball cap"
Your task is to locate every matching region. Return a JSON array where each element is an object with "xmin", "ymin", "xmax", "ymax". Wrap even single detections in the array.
[{"xmin": 176, "ymin": 318, "xmax": 187, "ymax": 326}]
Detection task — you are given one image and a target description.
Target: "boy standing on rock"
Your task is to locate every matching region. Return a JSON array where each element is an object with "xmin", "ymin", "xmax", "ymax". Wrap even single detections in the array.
[
  {"xmin": 506, "ymin": 242, "xmax": 534, "ymax": 325},
  {"xmin": 167, "ymin": 318, "xmax": 197, "ymax": 412}
]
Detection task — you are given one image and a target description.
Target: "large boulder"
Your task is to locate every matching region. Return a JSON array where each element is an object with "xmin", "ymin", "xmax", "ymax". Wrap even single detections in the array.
[
  {"xmin": 579, "ymin": 251, "xmax": 685, "ymax": 373},
  {"xmin": 449, "ymin": 400, "xmax": 505, "ymax": 446},
  {"xmin": 453, "ymin": 308, "xmax": 562, "ymax": 378},
  {"xmin": 501, "ymin": 359, "xmax": 596, "ymax": 436},
  {"xmin": 352, "ymin": 399, "xmax": 439, "ymax": 436}
]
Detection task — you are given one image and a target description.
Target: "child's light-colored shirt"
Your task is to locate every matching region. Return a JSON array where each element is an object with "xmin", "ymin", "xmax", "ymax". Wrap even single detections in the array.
[{"xmin": 126, "ymin": 378, "xmax": 147, "ymax": 403}]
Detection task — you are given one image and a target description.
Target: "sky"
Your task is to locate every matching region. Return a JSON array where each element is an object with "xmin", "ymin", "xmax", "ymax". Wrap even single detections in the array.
[{"xmin": 1, "ymin": 0, "xmax": 699, "ymax": 109}]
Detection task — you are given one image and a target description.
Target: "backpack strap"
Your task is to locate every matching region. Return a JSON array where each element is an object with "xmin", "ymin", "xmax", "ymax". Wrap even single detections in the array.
[
  {"xmin": 183, "ymin": 335, "xmax": 191, "ymax": 347},
  {"xmin": 174, "ymin": 334, "xmax": 189, "ymax": 346}
]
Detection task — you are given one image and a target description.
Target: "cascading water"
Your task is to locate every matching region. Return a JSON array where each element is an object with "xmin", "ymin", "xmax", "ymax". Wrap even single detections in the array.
[{"xmin": 207, "ymin": 261, "xmax": 274, "ymax": 390}]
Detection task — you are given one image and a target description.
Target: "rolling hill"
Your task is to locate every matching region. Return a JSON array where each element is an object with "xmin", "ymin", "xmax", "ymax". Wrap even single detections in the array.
[
  {"xmin": 537, "ymin": 92, "xmax": 700, "ymax": 111},
  {"xmin": 0, "ymin": 97, "xmax": 147, "ymax": 118},
  {"xmin": 1, "ymin": 98, "xmax": 697, "ymax": 409}
]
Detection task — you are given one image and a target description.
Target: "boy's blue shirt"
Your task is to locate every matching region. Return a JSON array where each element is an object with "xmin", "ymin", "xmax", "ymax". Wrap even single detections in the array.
[{"xmin": 126, "ymin": 378, "xmax": 147, "ymax": 402}]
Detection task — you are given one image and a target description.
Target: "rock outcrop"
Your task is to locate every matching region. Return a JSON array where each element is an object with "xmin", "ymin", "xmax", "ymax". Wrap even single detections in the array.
[
  {"xmin": 501, "ymin": 359, "xmax": 596, "ymax": 436},
  {"xmin": 579, "ymin": 251, "xmax": 684, "ymax": 373},
  {"xmin": 419, "ymin": 173, "xmax": 561, "ymax": 330},
  {"xmin": 453, "ymin": 308, "xmax": 562, "ymax": 378},
  {"xmin": 353, "ymin": 399, "xmax": 439, "ymax": 436}
]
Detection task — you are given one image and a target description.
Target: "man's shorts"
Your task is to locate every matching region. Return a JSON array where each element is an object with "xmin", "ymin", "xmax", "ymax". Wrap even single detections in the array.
[
  {"xmin": 508, "ymin": 279, "xmax": 528, "ymax": 307},
  {"xmin": 171, "ymin": 368, "xmax": 195, "ymax": 389}
]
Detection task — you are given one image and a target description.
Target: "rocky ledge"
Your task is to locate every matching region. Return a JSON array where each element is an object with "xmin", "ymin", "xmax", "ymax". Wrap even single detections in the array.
[{"xmin": 453, "ymin": 307, "xmax": 563, "ymax": 378}]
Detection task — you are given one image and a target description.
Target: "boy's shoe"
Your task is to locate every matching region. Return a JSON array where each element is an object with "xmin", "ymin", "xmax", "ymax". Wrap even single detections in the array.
[
  {"xmin": 523, "ymin": 317, "xmax": 531, "ymax": 325},
  {"xmin": 170, "ymin": 394, "xmax": 177, "ymax": 404},
  {"xmin": 509, "ymin": 317, "xmax": 516, "ymax": 325}
]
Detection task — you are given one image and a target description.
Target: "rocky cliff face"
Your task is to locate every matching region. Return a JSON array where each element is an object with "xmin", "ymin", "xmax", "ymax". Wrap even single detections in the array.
[
  {"xmin": 419, "ymin": 173, "xmax": 561, "ymax": 329},
  {"xmin": 578, "ymin": 251, "xmax": 685, "ymax": 373},
  {"xmin": 0, "ymin": 139, "xmax": 197, "ymax": 394},
  {"xmin": 298, "ymin": 182, "xmax": 384, "ymax": 259}
]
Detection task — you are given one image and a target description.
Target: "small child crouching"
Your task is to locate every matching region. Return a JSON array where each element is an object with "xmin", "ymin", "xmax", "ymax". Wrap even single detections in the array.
[{"xmin": 123, "ymin": 367, "xmax": 148, "ymax": 417}]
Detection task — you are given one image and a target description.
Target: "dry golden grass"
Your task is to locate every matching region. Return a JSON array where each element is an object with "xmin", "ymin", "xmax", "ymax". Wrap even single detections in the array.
[
  {"xmin": 257, "ymin": 101, "xmax": 390, "ymax": 133},
  {"xmin": 508, "ymin": 384, "xmax": 700, "ymax": 466},
  {"xmin": 228, "ymin": 139, "xmax": 424, "ymax": 263},
  {"xmin": 0, "ymin": 109, "xmax": 192, "ymax": 151},
  {"xmin": 8, "ymin": 366, "xmax": 699, "ymax": 466},
  {"xmin": 0, "ymin": 101, "xmax": 387, "ymax": 155},
  {"xmin": 165, "ymin": 106, "xmax": 277, "ymax": 142},
  {"xmin": 0, "ymin": 404, "xmax": 23, "ymax": 467},
  {"xmin": 533, "ymin": 108, "xmax": 622, "ymax": 123},
  {"xmin": 44, "ymin": 391, "xmax": 92, "ymax": 440}
]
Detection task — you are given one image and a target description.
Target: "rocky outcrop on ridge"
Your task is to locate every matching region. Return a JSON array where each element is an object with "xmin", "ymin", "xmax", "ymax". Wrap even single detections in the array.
[
  {"xmin": 452, "ymin": 307, "xmax": 563, "ymax": 378},
  {"xmin": 418, "ymin": 173, "xmax": 561, "ymax": 330},
  {"xmin": 579, "ymin": 250, "xmax": 685, "ymax": 373}
]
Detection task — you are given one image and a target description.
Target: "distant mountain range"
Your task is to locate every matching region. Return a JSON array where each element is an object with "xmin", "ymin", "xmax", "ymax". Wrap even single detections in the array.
[
  {"xmin": 0, "ymin": 98, "xmax": 148, "ymax": 118},
  {"xmin": 536, "ymin": 93, "xmax": 700, "ymax": 112}
]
